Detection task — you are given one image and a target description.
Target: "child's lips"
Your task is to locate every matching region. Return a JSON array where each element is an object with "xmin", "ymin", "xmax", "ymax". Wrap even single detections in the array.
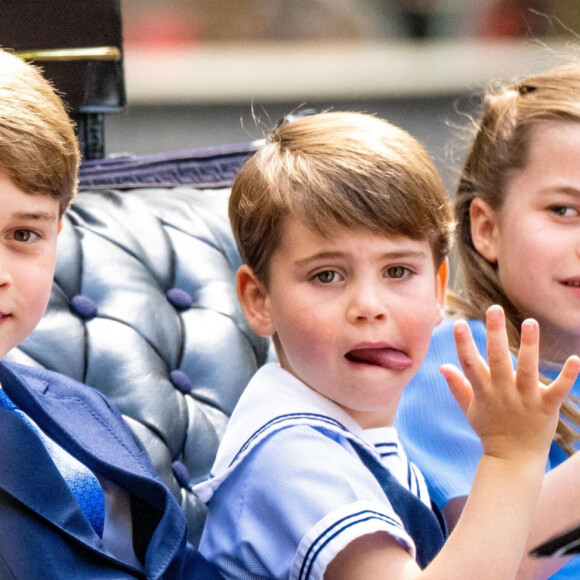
[
  {"xmin": 560, "ymin": 278, "xmax": 580, "ymax": 296},
  {"xmin": 345, "ymin": 345, "xmax": 413, "ymax": 370}
]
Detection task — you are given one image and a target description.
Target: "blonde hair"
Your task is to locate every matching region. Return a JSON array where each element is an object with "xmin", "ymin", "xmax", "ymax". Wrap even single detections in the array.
[
  {"xmin": 452, "ymin": 62, "xmax": 580, "ymax": 454},
  {"xmin": 0, "ymin": 50, "xmax": 80, "ymax": 217},
  {"xmin": 229, "ymin": 111, "xmax": 453, "ymax": 285}
]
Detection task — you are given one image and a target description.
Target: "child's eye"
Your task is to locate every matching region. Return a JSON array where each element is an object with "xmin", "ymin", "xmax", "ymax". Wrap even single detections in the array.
[
  {"xmin": 313, "ymin": 270, "xmax": 341, "ymax": 284},
  {"xmin": 550, "ymin": 205, "xmax": 579, "ymax": 217},
  {"xmin": 11, "ymin": 229, "xmax": 38, "ymax": 243},
  {"xmin": 386, "ymin": 266, "xmax": 409, "ymax": 279}
]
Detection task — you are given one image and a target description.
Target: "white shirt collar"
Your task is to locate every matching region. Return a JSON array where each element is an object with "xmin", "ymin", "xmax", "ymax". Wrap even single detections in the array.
[{"xmin": 194, "ymin": 363, "xmax": 389, "ymax": 502}]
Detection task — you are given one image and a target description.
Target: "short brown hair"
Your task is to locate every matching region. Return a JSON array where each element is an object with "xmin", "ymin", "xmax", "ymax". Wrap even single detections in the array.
[
  {"xmin": 0, "ymin": 50, "xmax": 80, "ymax": 217},
  {"xmin": 229, "ymin": 111, "xmax": 452, "ymax": 284}
]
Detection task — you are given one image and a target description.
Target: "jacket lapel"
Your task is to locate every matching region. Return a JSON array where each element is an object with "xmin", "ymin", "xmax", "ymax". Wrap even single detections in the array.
[
  {"xmin": 0, "ymin": 408, "xmax": 101, "ymax": 547},
  {"xmin": 0, "ymin": 362, "xmax": 188, "ymax": 578}
]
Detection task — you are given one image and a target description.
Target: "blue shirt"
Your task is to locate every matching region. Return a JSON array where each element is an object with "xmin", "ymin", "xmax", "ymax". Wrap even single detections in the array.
[
  {"xmin": 395, "ymin": 318, "xmax": 580, "ymax": 580},
  {"xmin": 194, "ymin": 363, "xmax": 433, "ymax": 580}
]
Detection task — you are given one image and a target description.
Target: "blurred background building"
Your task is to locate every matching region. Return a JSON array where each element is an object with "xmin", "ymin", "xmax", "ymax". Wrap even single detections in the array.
[{"xmin": 105, "ymin": 0, "xmax": 580, "ymax": 190}]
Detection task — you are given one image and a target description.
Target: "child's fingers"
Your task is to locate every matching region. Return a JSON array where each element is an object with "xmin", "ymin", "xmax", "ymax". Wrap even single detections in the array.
[
  {"xmin": 485, "ymin": 305, "xmax": 515, "ymax": 387},
  {"xmin": 513, "ymin": 319, "xmax": 539, "ymax": 393},
  {"xmin": 440, "ymin": 363, "xmax": 473, "ymax": 415},
  {"xmin": 452, "ymin": 319, "xmax": 489, "ymax": 392},
  {"xmin": 543, "ymin": 355, "xmax": 580, "ymax": 407}
]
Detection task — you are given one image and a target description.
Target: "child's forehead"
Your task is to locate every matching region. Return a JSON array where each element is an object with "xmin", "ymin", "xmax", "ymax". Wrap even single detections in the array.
[
  {"xmin": 278, "ymin": 216, "xmax": 434, "ymax": 257},
  {"xmin": 0, "ymin": 172, "xmax": 60, "ymax": 221}
]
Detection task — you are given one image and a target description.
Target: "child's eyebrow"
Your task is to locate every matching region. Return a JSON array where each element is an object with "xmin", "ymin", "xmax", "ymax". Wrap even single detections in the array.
[
  {"xmin": 12, "ymin": 211, "xmax": 58, "ymax": 222},
  {"xmin": 294, "ymin": 251, "xmax": 348, "ymax": 265},
  {"xmin": 541, "ymin": 185, "xmax": 580, "ymax": 197},
  {"xmin": 294, "ymin": 249, "xmax": 429, "ymax": 266},
  {"xmin": 378, "ymin": 250, "xmax": 429, "ymax": 260}
]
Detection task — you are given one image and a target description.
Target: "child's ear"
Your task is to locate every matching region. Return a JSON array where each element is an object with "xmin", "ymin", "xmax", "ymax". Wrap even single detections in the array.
[
  {"xmin": 57, "ymin": 219, "xmax": 63, "ymax": 234},
  {"xmin": 434, "ymin": 258, "xmax": 448, "ymax": 325},
  {"xmin": 236, "ymin": 265, "xmax": 275, "ymax": 338},
  {"xmin": 470, "ymin": 197, "xmax": 499, "ymax": 263}
]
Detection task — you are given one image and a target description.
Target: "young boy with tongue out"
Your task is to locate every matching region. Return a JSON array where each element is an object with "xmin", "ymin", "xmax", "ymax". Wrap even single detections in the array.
[{"xmin": 193, "ymin": 111, "xmax": 580, "ymax": 580}]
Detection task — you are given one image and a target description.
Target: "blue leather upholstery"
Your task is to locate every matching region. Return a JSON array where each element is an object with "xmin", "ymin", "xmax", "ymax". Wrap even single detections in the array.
[{"xmin": 5, "ymin": 144, "xmax": 269, "ymax": 545}]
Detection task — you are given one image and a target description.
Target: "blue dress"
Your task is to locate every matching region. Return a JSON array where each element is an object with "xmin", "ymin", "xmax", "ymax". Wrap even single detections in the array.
[{"xmin": 395, "ymin": 319, "xmax": 580, "ymax": 579}]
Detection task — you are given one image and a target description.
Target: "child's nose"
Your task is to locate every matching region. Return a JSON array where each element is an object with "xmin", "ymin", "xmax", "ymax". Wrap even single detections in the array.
[
  {"xmin": 346, "ymin": 283, "xmax": 387, "ymax": 323},
  {"xmin": 0, "ymin": 258, "xmax": 11, "ymax": 287}
]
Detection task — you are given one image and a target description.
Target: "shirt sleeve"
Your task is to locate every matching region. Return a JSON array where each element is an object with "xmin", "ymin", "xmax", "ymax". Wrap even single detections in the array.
[{"xmin": 199, "ymin": 425, "xmax": 415, "ymax": 580}]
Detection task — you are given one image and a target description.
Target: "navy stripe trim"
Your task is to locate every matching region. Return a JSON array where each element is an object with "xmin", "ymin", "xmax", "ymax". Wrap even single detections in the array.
[
  {"xmin": 374, "ymin": 442, "xmax": 397, "ymax": 450},
  {"xmin": 298, "ymin": 510, "xmax": 404, "ymax": 580},
  {"xmin": 375, "ymin": 442, "xmax": 398, "ymax": 459},
  {"xmin": 230, "ymin": 413, "xmax": 348, "ymax": 467},
  {"xmin": 379, "ymin": 451, "xmax": 397, "ymax": 458},
  {"xmin": 406, "ymin": 460, "xmax": 414, "ymax": 491}
]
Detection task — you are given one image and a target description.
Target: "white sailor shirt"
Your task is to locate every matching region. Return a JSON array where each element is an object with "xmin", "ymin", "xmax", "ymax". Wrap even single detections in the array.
[{"xmin": 193, "ymin": 363, "xmax": 437, "ymax": 580}]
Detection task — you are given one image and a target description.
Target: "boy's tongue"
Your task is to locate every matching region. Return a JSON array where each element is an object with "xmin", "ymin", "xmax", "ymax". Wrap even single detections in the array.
[{"xmin": 346, "ymin": 347, "xmax": 412, "ymax": 370}]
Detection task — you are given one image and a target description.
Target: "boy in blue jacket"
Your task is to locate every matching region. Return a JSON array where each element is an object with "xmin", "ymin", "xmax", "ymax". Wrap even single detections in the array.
[{"xmin": 0, "ymin": 49, "xmax": 220, "ymax": 579}]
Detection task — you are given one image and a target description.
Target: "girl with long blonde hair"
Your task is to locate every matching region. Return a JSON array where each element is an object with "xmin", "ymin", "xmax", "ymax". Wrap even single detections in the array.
[{"xmin": 397, "ymin": 61, "xmax": 580, "ymax": 580}]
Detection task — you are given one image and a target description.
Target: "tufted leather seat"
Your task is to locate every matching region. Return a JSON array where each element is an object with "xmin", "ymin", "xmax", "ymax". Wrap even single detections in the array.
[{"xmin": 4, "ymin": 143, "xmax": 269, "ymax": 545}]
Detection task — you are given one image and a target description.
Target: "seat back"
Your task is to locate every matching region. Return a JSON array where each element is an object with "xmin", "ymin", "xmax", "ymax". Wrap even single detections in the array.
[{"xmin": 5, "ymin": 143, "xmax": 268, "ymax": 545}]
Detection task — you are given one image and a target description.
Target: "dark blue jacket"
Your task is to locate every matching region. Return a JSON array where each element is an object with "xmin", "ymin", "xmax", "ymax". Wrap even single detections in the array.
[{"xmin": 0, "ymin": 361, "xmax": 221, "ymax": 579}]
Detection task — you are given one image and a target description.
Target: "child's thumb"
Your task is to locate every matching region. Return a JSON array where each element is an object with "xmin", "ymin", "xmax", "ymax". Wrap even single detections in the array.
[{"xmin": 545, "ymin": 355, "xmax": 580, "ymax": 407}]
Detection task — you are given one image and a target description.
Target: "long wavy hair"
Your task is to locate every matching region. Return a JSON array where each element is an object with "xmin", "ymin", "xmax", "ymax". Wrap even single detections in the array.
[{"xmin": 452, "ymin": 62, "xmax": 580, "ymax": 454}]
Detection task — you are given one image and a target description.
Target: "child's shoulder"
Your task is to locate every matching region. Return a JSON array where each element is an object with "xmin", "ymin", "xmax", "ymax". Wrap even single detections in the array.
[
  {"xmin": 2, "ymin": 360, "xmax": 115, "ymax": 409},
  {"xmin": 198, "ymin": 419, "xmax": 418, "ymax": 579},
  {"xmin": 0, "ymin": 360, "xmax": 158, "ymax": 475},
  {"xmin": 195, "ymin": 362, "xmax": 368, "ymax": 501},
  {"xmin": 220, "ymin": 363, "xmax": 365, "ymax": 453},
  {"xmin": 0, "ymin": 361, "xmax": 137, "ymax": 447}
]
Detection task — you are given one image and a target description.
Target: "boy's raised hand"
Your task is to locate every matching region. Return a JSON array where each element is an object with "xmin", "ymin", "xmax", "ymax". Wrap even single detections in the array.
[{"xmin": 440, "ymin": 305, "xmax": 580, "ymax": 462}]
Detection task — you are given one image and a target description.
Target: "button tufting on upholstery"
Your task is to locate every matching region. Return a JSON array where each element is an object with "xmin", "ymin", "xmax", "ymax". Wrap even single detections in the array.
[
  {"xmin": 169, "ymin": 370, "xmax": 193, "ymax": 394},
  {"xmin": 172, "ymin": 460, "xmax": 190, "ymax": 488},
  {"xmin": 69, "ymin": 295, "xmax": 98, "ymax": 320},
  {"xmin": 6, "ymin": 184, "xmax": 270, "ymax": 547},
  {"xmin": 166, "ymin": 287, "xmax": 193, "ymax": 310}
]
